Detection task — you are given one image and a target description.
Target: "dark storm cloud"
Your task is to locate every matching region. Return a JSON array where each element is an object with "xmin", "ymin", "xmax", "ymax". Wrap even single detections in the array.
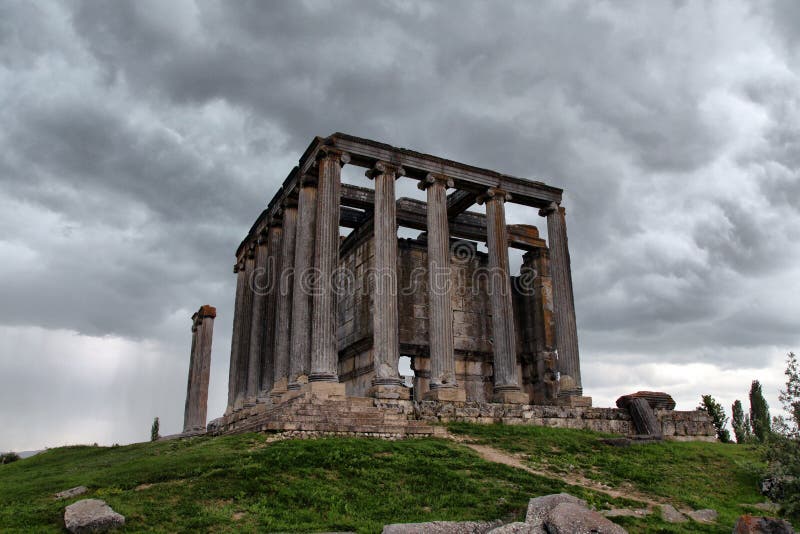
[{"xmin": 1, "ymin": 0, "xmax": 799, "ymax": 449}]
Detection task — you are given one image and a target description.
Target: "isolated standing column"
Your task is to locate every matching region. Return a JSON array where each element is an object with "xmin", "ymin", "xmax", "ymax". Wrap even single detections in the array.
[
  {"xmin": 184, "ymin": 305, "xmax": 216, "ymax": 433},
  {"xmin": 309, "ymin": 147, "xmax": 349, "ymax": 382}
]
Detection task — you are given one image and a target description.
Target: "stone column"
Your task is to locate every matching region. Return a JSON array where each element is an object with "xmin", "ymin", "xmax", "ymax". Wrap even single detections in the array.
[
  {"xmin": 418, "ymin": 174, "xmax": 464, "ymax": 401},
  {"xmin": 524, "ymin": 249, "xmax": 559, "ymax": 404},
  {"xmin": 184, "ymin": 305, "xmax": 215, "ymax": 433},
  {"xmin": 246, "ymin": 231, "xmax": 270, "ymax": 400},
  {"xmin": 271, "ymin": 200, "xmax": 298, "ymax": 398},
  {"xmin": 259, "ymin": 221, "xmax": 282, "ymax": 397},
  {"xmin": 366, "ymin": 162, "xmax": 406, "ymax": 399},
  {"xmin": 540, "ymin": 202, "xmax": 582, "ymax": 397},
  {"xmin": 288, "ymin": 174, "xmax": 318, "ymax": 390},
  {"xmin": 226, "ymin": 256, "xmax": 247, "ymax": 413},
  {"xmin": 481, "ymin": 188, "xmax": 527, "ymax": 404},
  {"xmin": 235, "ymin": 245, "xmax": 256, "ymax": 407},
  {"xmin": 309, "ymin": 147, "xmax": 349, "ymax": 390}
]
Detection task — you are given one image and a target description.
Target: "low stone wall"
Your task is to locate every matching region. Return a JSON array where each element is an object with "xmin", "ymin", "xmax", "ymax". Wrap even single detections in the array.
[{"xmin": 405, "ymin": 400, "xmax": 717, "ymax": 441}]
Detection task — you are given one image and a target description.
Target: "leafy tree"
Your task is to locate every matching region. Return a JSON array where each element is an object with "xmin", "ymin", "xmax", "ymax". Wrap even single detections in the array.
[
  {"xmin": 151, "ymin": 417, "xmax": 160, "ymax": 442},
  {"xmin": 749, "ymin": 380, "xmax": 771, "ymax": 442},
  {"xmin": 764, "ymin": 353, "xmax": 800, "ymax": 522},
  {"xmin": 698, "ymin": 394, "xmax": 731, "ymax": 443},
  {"xmin": 731, "ymin": 399, "xmax": 751, "ymax": 443},
  {"xmin": 0, "ymin": 452, "xmax": 20, "ymax": 465}
]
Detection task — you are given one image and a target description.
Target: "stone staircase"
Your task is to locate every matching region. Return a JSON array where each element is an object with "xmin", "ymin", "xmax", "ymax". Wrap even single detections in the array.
[{"xmin": 218, "ymin": 394, "xmax": 444, "ymax": 439}]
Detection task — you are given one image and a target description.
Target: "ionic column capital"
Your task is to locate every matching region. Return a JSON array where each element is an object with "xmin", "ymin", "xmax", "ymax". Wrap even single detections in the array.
[
  {"xmin": 233, "ymin": 261, "xmax": 243, "ymax": 274},
  {"xmin": 538, "ymin": 201, "xmax": 564, "ymax": 217},
  {"xmin": 365, "ymin": 161, "xmax": 405, "ymax": 180},
  {"xmin": 246, "ymin": 241, "xmax": 256, "ymax": 259},
  {"xmin": 417, "ymin": 173, "xmax": 453, "ymax": 191},
  {"xmin": 316, "ymin": 146, "xmax": 351, "ymax": 166},
  {"xmin": 281, "ymin": 195, "xmax": 299, "ymax": 210},
  {"xmin": 300, "ymin": 172, "xmax": 318, "ymax": 187},
  {"xmin": 477, "ymin": 187, "xmax": 512, "ymax": 205}
]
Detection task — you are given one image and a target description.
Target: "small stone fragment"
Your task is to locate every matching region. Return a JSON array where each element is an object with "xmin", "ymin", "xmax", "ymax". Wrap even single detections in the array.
[
  {"xmin": 686, "ymin": 508, "xmax": 717, "ymax": 523},
  {"xmin": 659, "ymin": 504, "xmax": 687, "ymax": 523},
  {"xmin": 733, "ymin": 514, "xmax": 795, "ymax": 534},
  {"xmin": 55, "ymin": 486, "xmax": 88, "ymax": 500},
  {"xmin": 64, "ymin": 499, "xmax": 125, "ymax": 533}
]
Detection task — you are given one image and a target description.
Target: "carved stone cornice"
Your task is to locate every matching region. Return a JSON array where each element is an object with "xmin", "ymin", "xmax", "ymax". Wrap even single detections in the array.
[
  {"xmin": 417, "ymin": 173, "xmax": 453, "ymax": 191},
  {"xmin": 365, "ymin": 161, "xmax": 406, "ymax": 180}
]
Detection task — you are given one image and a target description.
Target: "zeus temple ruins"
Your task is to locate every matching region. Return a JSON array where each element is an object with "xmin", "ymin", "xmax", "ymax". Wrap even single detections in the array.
[{"xmin": 176, "ymin": 133, "xmax": 716, "ymax": 442}]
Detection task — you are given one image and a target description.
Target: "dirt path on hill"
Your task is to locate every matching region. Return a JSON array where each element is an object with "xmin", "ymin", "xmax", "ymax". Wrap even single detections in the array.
[{"xmin": 445, "ymin": 432, "xmax": 664, "ymax": 508}]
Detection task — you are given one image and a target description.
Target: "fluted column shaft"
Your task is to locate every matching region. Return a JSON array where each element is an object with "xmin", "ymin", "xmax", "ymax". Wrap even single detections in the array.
[
  {"xmin": 369, "ymin": 162, "xmax": 402, "ymax": 388},
  {"xmin": 272, "ymin": 203, "xmax": 298, "ymax": 390},
  {"xmin": 227, "ymin": 259, "xmax": 247, "ymax": 411},
  {"xmin": 310, "ymin": 148, "xmax": 349, "ymax": 382},
  {"xmin": 184, "ymin": 305, "xmax": 215, "ymax": 432},
  {"xmin": 260, "ymin": 223, "xmax": 282, "ymax": 394},
  {"xmin": 246, "ymin": 234, "xmax": 269, "ymax": 397},
  {"xmin": 420, "ymin": 174, "xmax": 457, "ymax": 390},
  {"xmin": 483, "ymin": 188, "xmax": 521, "ymax": 393},
  {"xmin": 289, "ymin": 176, "xmax": 318, "ymax": 388},
  {"xmin": 542, "ymin": 203, "xmax": 581, "ymax": 394},
  {"xmin": 235, "ymin": 249, "xmax": 255, "ymax": 405}
]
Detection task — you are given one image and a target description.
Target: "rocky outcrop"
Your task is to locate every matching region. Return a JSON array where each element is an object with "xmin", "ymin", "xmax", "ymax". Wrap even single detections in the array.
[
  {"xmin": 64, "ymin": 499, "xmax": 125, "ymax": 533},
  {"xmin": 382, "ymin": 493, "xmax": 627, "ymax": 534}
]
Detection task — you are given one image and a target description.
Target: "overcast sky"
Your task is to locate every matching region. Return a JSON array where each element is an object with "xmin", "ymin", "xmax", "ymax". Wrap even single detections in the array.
[{"xmin": 2, "ymin": 0, "xmax": 799, "ymax": 451}]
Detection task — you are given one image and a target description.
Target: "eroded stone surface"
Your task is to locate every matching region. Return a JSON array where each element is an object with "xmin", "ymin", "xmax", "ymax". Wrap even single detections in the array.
[
  {"xmin": 659, "ymin": 504, "xmax": 687, "ymax": 523},
  {"xmin": 686, "ymin": 508, "xmax": 717, "ymax": 523},
  {"xmin": 525, "ymin": 492, "xmax": 587, "ymax": 526},
  {"xmin": 733, "ymin": 515, "xmax": 795, "ymax": 534},
  {"xmin": 545, "ymin": 502, "xmax": 627, "ymax": 534},
  {"xmin": 64, "ymin": 499, "xmax": 124, "ymax": 533},
  {"xmin": 381, "ymin": 520, "xmax": 503, "ymax": 533}
]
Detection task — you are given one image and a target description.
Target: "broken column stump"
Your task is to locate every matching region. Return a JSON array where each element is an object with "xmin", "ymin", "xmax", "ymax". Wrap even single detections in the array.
[{"xmin": 616, "ymin": 391, "xmax": 675, "ymax": 439}]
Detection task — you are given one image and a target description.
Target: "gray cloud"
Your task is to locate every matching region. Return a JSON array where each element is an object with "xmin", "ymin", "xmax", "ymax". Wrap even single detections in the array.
[{"xmin": 1, "ymin": 0, "xmax": 798, "ymax": 449}]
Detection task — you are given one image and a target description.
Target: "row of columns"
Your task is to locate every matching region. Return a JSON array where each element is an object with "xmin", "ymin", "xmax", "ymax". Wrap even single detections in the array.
[{"xmin": 226, "ymin": 149, "xmax": 581, "ymax": 411}]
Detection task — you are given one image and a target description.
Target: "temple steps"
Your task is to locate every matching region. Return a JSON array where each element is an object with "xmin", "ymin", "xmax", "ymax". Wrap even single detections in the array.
[{"xmin": 218, "ymin": 395, "xmax": 439, "ymax": 438}]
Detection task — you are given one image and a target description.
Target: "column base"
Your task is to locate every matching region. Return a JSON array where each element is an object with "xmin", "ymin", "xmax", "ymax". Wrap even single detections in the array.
[
  {"xmin": 308, "ymin": 372, "xmax": 339, "ymax": 383},
  {"xmin": 288, "ymin": 374, "xmax": 309, "ymax": 391},
  {"xmin": 557, "ymin": 395, "xmax": 593, "ymax": 408},
  {"xmin": 269, "ymin": 378, "xmax": 289, "ymax": 402},
  {"xmin": 492, "ymin": 388, "xmax": 529, "ymax": 404},
  {"xmin": 368, "ymin": 384, "xmax": 410, "ymax": 400},
  {"xmin": 300, "ymin": 381, "xmax": 346, "ymax": 400},
  {"xmin": 424, "ymin": 386, "xmax": 466, "ymax": 402}
]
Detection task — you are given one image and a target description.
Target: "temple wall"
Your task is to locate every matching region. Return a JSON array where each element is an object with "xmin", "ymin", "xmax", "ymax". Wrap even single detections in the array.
[{"xmin": 336, "ymin": 234, "xmax": 539, "ymax": 402}]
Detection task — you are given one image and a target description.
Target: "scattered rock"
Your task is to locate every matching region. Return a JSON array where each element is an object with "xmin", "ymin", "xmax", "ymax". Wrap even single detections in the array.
[
  {"xmin": 602, "ymin": 508, "xmax": 650, "ymax": 518},
  {"xmin": 55, "ymin": 486, "xmax": 88, "ymax": 500},
  {"xmin": 134, "ymin": 483, "xmax": 152, "ymax": 492},
  {"xmin": 686, "ymin": 508, "xmax": 717, "ymax": 523},
  {"xmin": 64, "ymin": 499, "xmax": 125, "ymax": 533},
  {"xmin": 545, "ymin": 502, "xmax": 627, "ymax": 534},
  {"xmin": 733, "ymin": 514, "xmax": 795, "ymax": 534},
  {"xmin": 750, "ymin": 502, "xmax": 780, "ymax": 513},
  {"xmin": 486, "ymin": 523, "xmax": 538, "ymax": 533},
  {"xmin": 381, "ymin": 520, "xmax": 503, "ymax": 533},
  {"xmin": 659, "ymin": 504, "xmax": 687, "ymax": 523},
  {"xmin": 525, "ymin": 492, "xmax": 587, "ymax": 526}
]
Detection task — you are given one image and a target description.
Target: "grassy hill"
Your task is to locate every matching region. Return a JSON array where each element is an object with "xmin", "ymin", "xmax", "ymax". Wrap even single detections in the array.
[{"xmin": 0, "ymin": 424, "xmax": 785, "ymax": 533}]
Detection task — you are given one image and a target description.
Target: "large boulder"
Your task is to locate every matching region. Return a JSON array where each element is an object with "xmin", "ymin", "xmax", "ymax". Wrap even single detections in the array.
[
  {"xmin": 545, "ymin": 502, "xmax": 627, "ymax": 534},
  {"xmin": 64, "ymin": 499, "xmax": 125, "ymax": 533},
  {"xmin": 616, "ymin": 391, "xmax": 676, "ymax": 411},
  {"xmin": 733, "ymin": 515, "xmax": 795, "ymax": 533},
  {"xmin": 525, "ymin": 493, "xmax": 626, "ymax": 534}
]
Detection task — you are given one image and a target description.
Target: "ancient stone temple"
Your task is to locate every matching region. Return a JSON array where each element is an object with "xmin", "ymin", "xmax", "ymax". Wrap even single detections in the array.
[
  {"xmin": 225, "ymin": 133, "xmax": 586, "ymax": 411},
  {"xmin": 189, "ymin": 133, "xmax": 715, "ymax": 442}
]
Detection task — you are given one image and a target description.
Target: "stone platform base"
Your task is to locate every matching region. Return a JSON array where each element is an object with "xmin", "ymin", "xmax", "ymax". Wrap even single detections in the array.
[{"xmin": 210, "ymin": 394, "xmax": 717, "ymax": 442}]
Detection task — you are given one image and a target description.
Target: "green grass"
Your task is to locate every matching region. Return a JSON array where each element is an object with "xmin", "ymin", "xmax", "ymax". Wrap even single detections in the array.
[
  {"xmin": 0, "ymin": 426, "xmax": 785, "ymax": 533},
  {"xmin": 448, "ymin": 422, "xmax": 778, "ymax": 533}
]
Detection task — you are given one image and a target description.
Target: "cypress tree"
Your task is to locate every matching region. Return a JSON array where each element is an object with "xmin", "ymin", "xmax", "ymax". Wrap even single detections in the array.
[
  {"xmin": 731, "ymin": 399, "xmax": 750, "ymax": 443},
  {"xmin": 749, "ymin": 380, "xmax": 771, "ymax": 442}
]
